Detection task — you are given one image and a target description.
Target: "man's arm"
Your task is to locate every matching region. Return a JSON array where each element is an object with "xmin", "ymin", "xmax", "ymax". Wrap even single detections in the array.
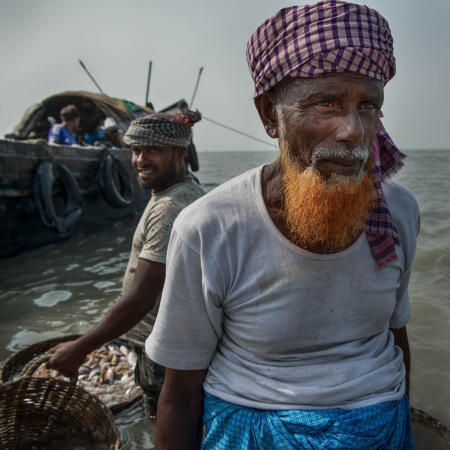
[
  {"xmin": 47, "ymin": 125, "xmax": 62, "ymax": 145},
  {"xmin": 156, "ymin": 368, "xmax": 207, "ymax": 450},
  {"xmin": 48, "ymin": 258, "xmax": 165, "ymax": 376},
  {"xmin": 390, "ymin": 326, "xmax": 410, "ymax": 397}
]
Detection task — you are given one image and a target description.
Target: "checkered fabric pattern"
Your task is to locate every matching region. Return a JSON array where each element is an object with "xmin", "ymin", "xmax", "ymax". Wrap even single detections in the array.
[
  {"xmin": 246, "ymin": 1, "xmax": 405, "ymax": 267},
  {"xmin": 246, "ymin": 1, "xmax": 395, "ymax": 97},
  {"xmin": 366, "ymin": 123, "xmax": 405, "ymax": 266},
  {"xmin": 123, "ymin": 110, "xmax": 201, "ymax": 149},
  {"xmin": 202, "ymin": 392, "xmax": 413, "ymax": 449}
]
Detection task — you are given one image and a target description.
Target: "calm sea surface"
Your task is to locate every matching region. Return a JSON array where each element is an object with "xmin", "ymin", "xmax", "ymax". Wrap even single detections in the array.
[{"xmin": 0, "ymin": 150, "xmax": 449, "ymax": 447}]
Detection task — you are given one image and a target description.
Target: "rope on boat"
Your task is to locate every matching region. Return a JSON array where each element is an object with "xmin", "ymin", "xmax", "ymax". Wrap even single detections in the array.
[{"xmin": 203, "ymin": 116, "xmax": 278, "ymax": 149}]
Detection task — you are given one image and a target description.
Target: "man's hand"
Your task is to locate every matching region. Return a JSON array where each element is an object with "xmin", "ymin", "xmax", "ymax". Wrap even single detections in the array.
[
  {"xmin": 47, "ymin": 340, "xmax": 88, "ymax": 377},
  {"xmin": 49, "ymin": 259, "xmax": 165, "ymax": 379}
]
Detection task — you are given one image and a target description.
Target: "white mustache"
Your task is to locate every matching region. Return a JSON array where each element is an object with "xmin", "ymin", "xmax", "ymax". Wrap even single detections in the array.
[{"xmin": 311, "ymin": 144, "xmax": 370, "ymax": 167}]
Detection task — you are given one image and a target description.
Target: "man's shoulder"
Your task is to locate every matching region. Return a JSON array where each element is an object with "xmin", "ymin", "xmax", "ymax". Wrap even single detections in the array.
[
  {"xmin": 200, "ymin": 165, "xmax": 260, "ymax": 204},
  {"xmin": 178, "ymin": 166, "xmax": 260, "ymax": 218},
  {"xmin": 383, "ymin": 180, "xmax": 419, "ymax": 214},
  {"xmin": 159, "ymin": 178, "xmax": 205, "ymax": 206},
  {"xmin": 173, "ymin": 166, "xmax": 261, "ymax": 238},
  {"xmin": 383, "ymin": 179, "xmax": 420, "ymax": 239},
  {"xmin": 138, "ymin": 178, "xmax": 204, "ymax": 225},
  {"xmin": 49, "ymin": 124, "xmax": 64, "ymax": 135}
]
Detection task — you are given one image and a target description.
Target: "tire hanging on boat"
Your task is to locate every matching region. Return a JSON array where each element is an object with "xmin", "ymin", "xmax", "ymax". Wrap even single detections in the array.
[
  {"xmin": 32, "ymin": 161, "xmax": 84, "ymax": 233},
  {"xmin": 98, "ymin": 150, "xmax": 134, "ymax": 208}
]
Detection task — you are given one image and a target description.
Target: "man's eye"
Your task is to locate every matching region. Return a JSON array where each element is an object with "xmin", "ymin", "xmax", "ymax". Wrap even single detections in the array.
[
  {"xmin": 359, "ymin": 102, "xmax": 378, "ymax": 110},
  {"xmin": 316, "ymin": 100, "xmax": 338, "ymax": 108}
]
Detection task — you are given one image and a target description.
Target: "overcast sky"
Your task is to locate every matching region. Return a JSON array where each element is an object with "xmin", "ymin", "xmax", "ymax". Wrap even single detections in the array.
[{"xmin": 1, "ymin": 0, "xmax": 449, "ymax": 151}]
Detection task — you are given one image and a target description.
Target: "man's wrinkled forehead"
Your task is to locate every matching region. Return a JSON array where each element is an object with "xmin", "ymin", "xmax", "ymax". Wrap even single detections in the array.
[{"xmin": 274, "ymin": 72, "xmax": 384, "ymax": 105}]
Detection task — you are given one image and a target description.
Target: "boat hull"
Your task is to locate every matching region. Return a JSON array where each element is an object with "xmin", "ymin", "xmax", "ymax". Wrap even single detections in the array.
[{"xmin": 0, "ymin": 139, "xmax": 149, "ymax": 257}]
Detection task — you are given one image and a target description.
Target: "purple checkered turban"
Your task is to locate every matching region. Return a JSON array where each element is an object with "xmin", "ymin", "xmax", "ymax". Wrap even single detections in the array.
[
  {"xmin": 247, "ymin": 1, "xmax": 405, "ymax": 267},
  {"xmin": 123, "ymin": 110, "xmax": 201, "ymax": 149}
]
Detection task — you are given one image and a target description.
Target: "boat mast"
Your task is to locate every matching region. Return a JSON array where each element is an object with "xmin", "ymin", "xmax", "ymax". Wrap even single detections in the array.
[
  {"xmin": 78, "ymin": 60, "xmax": 105, "ymax": 95},
  {"xmin": 189, "ymin": 67, "xmax": 203, "ymax": 109},
  {"xmin": 145, "ymin": 60, "xmax": 153, "ymax": 108}
]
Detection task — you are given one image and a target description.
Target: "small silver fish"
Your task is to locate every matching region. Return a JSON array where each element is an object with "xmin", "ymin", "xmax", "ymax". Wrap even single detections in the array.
[
  {"xmin": 127, "ymin": 352, "xmax": 138, "ymax": 368},
  {"xmin": 120, "ymin": 374, "xmax": 131, "ymax": 383},
  {"xmin": 119, "ymin": 345, "xmax": 129, "ymax": 356},
  {"xmin": 104, "ymin": 367, "xmax": 115, "ymax": 384},
  {"xmin": 78, "ymin": 365, "xmax": 90, "ymax": 375},
  {"xmin": 88, "ymin": 368, "xmax": 100, "ymax": 381}
]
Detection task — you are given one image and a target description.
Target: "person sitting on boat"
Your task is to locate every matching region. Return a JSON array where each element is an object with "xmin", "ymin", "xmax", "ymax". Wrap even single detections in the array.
[
  {"xmin": 48, "ymin": 109, "xmax": 205, "ymax": 417},
  {"xmin": 47, "ymin": 104, "xmax": 80, "ymax": 146},
  {"xmin": 103, "ymin": 124, "xmax": 125, "ymax": 148},
  {"xmin": 84, "ymin": 114, "xmax": 106, "ymax": 146},
  {"xmin": 144, "ymin": 2, "xmax": 420, "ymax": 449}
]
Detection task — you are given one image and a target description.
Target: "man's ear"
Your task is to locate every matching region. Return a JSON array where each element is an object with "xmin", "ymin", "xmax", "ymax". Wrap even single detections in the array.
[
  {"xmin": 254, "ymin": 92, "xmax": 279, "ymax": 139},
  {"xmin": 175, "ymin": 146, "xmax": 187, "ymax": 161}
]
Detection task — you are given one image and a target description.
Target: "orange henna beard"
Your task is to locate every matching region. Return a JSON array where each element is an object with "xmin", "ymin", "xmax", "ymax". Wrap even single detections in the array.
[{"xmin": 280, "ymin": 151, "xmax": 375, "ymax": 253}]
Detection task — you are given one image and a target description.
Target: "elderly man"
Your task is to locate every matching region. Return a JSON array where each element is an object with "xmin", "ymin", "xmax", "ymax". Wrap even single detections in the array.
[
  {"xmin": 146, "ymin": 2, "xmax": 419, "ymax": 448},
  {"xmin": 48, "ymin": 110, "xmax": 205, "ymax": 416}
]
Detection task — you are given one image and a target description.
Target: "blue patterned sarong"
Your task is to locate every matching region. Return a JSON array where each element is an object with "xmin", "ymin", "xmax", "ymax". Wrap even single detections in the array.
[{"xmin": 202, "ymin": 392, "xmax": 413, "ymax": 449}]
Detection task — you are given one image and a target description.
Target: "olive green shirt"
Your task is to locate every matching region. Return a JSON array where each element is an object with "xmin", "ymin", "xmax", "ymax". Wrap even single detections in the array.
[{"xmin": 122, "ymin": 176, "xmax": 205, "ymax": 347}]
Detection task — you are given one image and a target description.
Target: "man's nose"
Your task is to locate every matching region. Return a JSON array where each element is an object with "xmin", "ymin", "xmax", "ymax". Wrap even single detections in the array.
[
  {"xmin": 136, "ymin": 152, "xmax": 151, "ymax": 165},
  {"xmin": 334, "ymin": 111, "xmax": 364, "ymax": 145},
  {"xmin": 136, "ymin": 152, "xmax": 144, "ymax": 163}
]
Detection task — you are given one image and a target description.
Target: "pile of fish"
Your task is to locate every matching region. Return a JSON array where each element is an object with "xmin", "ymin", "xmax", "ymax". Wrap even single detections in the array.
[{"xmin": 34, "ymin": 342, "xmax": 142, "ymax": 408}]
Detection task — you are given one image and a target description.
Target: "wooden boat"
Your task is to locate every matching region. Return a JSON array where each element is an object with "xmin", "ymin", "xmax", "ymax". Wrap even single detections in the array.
[{"xmin": 0, "ymin": 91, "xmax": 198, "ymax": 258}]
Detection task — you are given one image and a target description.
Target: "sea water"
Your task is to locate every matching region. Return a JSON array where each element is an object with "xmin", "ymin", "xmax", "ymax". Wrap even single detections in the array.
[{"xmin": 0, "ymin": 150, "xmax": 449, "ymax": 448}]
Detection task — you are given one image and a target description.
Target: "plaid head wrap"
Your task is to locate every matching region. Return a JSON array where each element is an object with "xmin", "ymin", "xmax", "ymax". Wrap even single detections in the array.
[
  {"xmin": 123, "ymin": 109, "xmax": 201, "ymax": 149},
  {"xmin": 246, "ymin": 0, "xmax": 405, "ymax": 267}
]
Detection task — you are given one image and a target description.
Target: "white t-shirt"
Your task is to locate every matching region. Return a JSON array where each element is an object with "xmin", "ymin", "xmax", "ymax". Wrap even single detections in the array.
[{"xmin": 146, "ymin": 166, "xmax": 420, "ymax": 410}]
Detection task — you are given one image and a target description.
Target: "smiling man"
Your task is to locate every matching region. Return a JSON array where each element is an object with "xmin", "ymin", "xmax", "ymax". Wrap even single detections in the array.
[
  {"xmin": 146, "ymin": 2, "xmax": 420, "ymax": 449},
  {"xmin": 48, "ymin": 110, "xmax": 204, "ymax": 416}
]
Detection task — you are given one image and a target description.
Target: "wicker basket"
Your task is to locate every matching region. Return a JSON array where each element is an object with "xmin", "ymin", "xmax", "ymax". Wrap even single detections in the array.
[
  {"xmin": 0, "ymin": 334, "xmax": 80, "ymax": 383},
  {"xmin": 0, "ymin": 334, "xmax": 142, "ymax": 414},
  {"xmin": 0, "ymin": 377, "xmax": 120, "ymax": 449}
]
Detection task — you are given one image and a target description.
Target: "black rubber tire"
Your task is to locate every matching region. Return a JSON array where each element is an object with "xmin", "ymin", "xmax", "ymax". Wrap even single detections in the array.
[
  {"xmin": 187, "ymin": 141, "xmax": 199, "ymax": 172},
  {"xmin": 98, "ymin": 152, "xmax": 134, "ymax": 208},
  {"xmin": 32, "ymin": 161, "xmax": 84, "ymax": 233}
]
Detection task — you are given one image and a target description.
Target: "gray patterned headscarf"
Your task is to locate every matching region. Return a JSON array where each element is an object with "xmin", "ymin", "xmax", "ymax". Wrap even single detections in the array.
[{"xmin": 123, "ymin": 110, "xmax": 201, "ymax": 148}]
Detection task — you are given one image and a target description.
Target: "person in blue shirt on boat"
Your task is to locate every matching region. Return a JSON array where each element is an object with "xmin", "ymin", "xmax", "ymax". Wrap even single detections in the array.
[
  {"xmin": 84, "ymin": 114, "xmax": 106, "ymax": 146},
  {"xmin": 84, "ymin": 126, "xmax": 105, "ymax": 145},
  {"xmin": 47, "ymin": 104, "xmax": 80, "ymax": 146}
]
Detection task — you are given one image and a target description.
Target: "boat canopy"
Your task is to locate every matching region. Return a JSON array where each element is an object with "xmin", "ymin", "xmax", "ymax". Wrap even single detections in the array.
[{"xmin": 8, "ymin": 91, "xmax": 189, "ymax": 141}]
